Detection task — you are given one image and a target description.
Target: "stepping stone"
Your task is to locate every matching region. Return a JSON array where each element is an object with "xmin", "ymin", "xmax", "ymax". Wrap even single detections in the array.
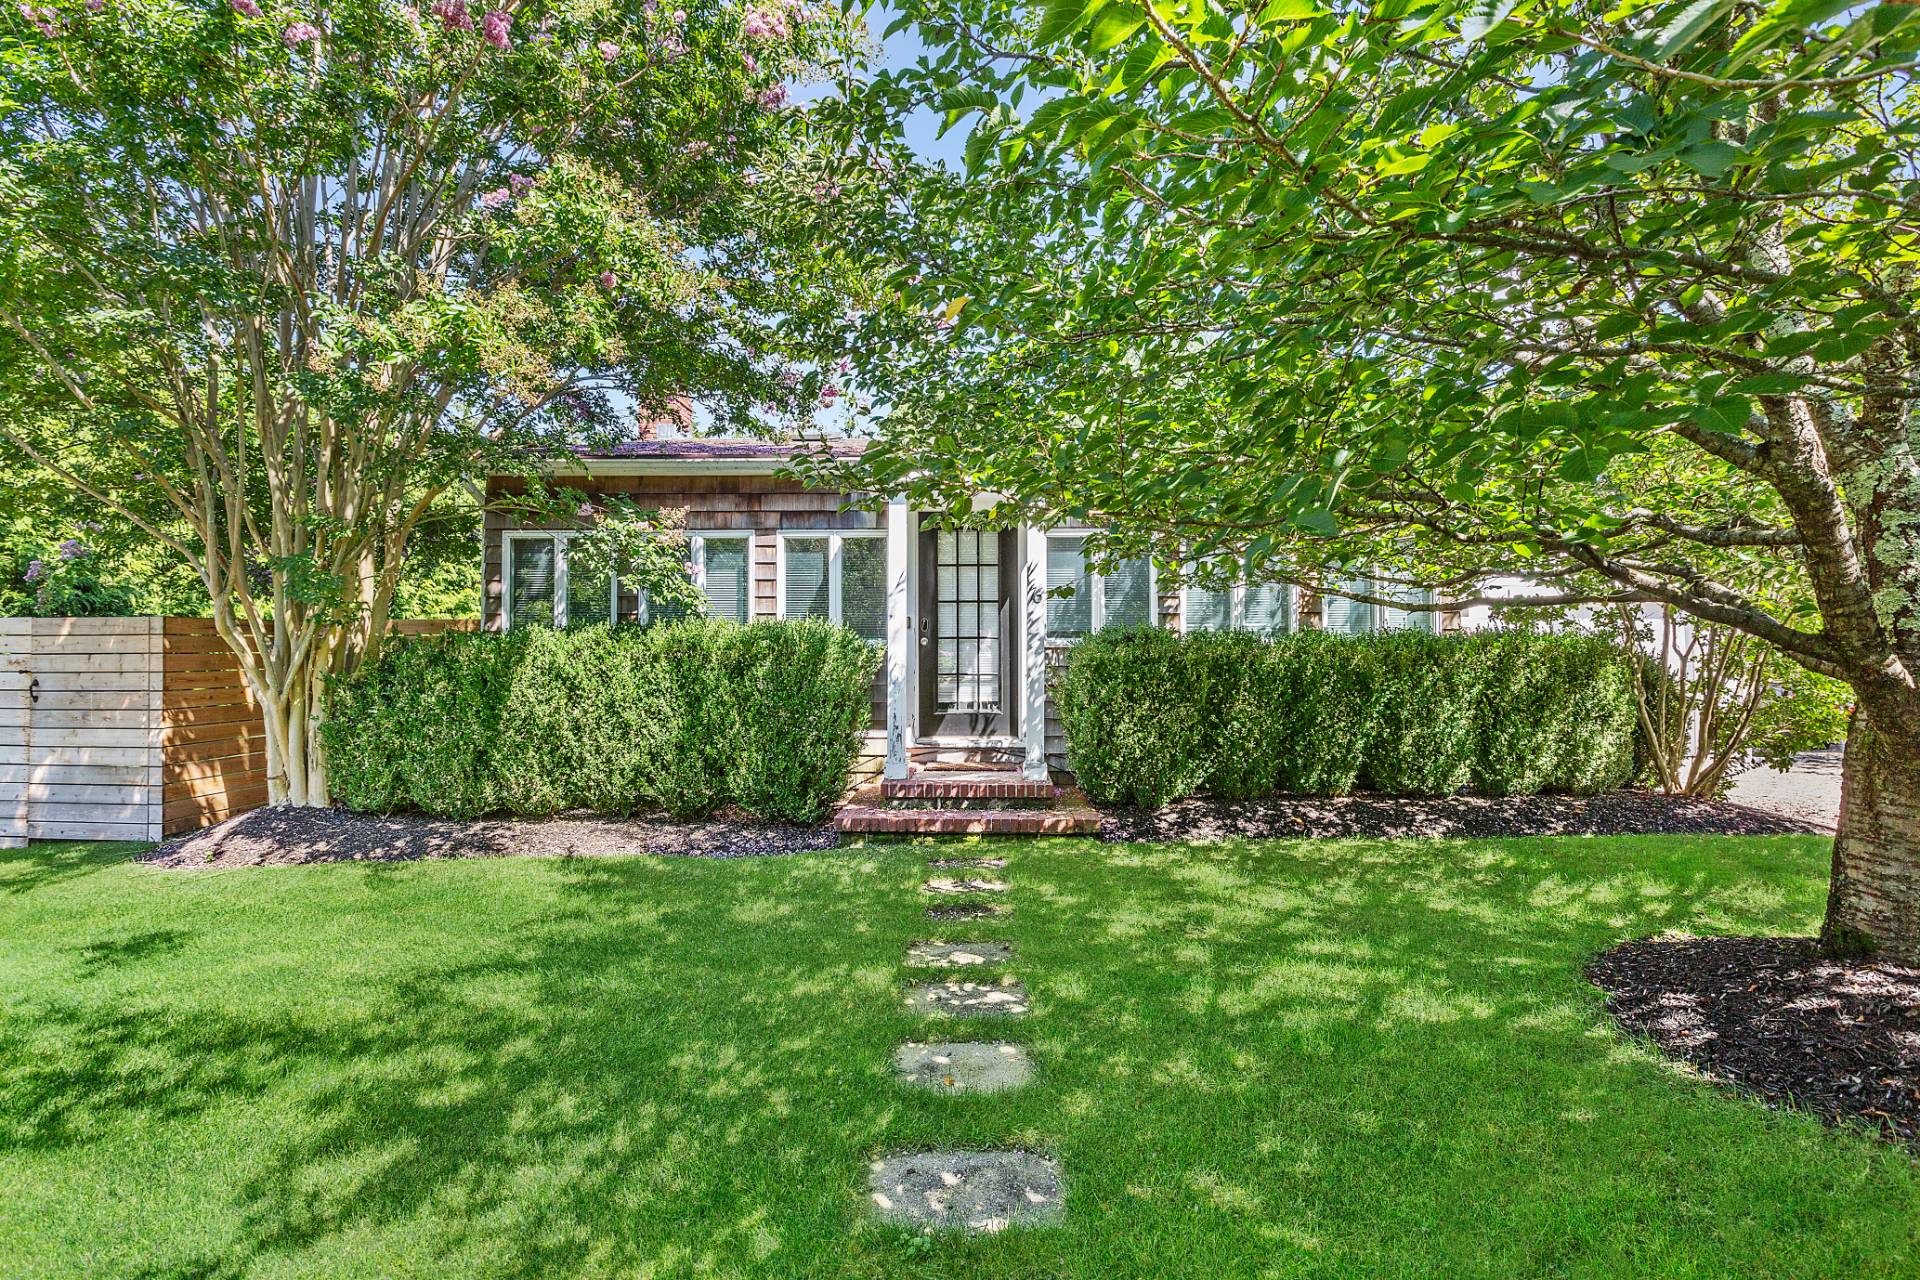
[
  {"xmin": 929, "ymin": 902, "xmax": 1005, "ymax": 921},
  {"xmin": 922, "ymin": 877, "xmax": 1008, "ymax": 895},
  {"xmin": 905, "ymin": 980, "xmax": 1030, "ymax": 1017},
  {"xmin": 906, "ymin": 940, "xmax": 1012, "ymax": 968},
  {"xmin": 868, "ymin": 1150, "xmax": 1063, "ymax": 1233},
  {"xmin": 929, "ymin": 856, "xmax": 1009, "ymax": 870},
  {"xmin": 894, "ymin": 1041, "xmax": 1034, "ymax": 1094}
]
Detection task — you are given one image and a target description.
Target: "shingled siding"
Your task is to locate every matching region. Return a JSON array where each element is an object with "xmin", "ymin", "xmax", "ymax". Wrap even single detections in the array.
[{"xmin": 481, "ymin": 473, "xmax": 883, "ymax": 630}]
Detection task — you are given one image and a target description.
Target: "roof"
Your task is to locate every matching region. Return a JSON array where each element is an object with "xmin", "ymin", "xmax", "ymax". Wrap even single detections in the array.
[{"xmin": 574, "ymin": 438, "xmax": 867, "ymax": 461}]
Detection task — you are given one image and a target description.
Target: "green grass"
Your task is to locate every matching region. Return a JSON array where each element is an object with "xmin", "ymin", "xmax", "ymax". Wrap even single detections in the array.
[{"xmin": 2, "ymin": 834, "xmax": 1917, "ymax": 1279}]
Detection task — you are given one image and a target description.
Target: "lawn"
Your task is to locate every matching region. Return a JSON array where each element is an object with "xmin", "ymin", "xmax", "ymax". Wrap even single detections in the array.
[{"xmin": 2, "ymin": 834, "xmax": 1917, "ymax": 1279}]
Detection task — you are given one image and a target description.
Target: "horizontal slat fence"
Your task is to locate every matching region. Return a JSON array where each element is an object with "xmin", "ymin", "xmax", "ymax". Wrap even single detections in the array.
[{"xmin": 0, "ymin": 616, "xmax": 474, "ymax": 844}]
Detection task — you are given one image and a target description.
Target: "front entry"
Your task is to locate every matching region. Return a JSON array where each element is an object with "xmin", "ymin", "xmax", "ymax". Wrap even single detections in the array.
[{"xmin": 917, "ymin": 527, "xmax": 1017, "ymax": 738}]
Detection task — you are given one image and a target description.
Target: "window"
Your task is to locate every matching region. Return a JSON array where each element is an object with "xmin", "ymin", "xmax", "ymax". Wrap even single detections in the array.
[
  {"xmin": 778, "ymin": 530, "xmax": 887, "ymax": 643},
  {"xmin": 1045, "ymin": 534, "xmax": 1156, "ymax": 641},
  {"xmin": 503, "ymin": 529, "xmax": 753, "ymax": 629},
  {"xmin": 1183, "ymin": 566, "xmax": 1294, "ymax": 636},
  {"xmin": 1320, "ymin": 573, "xmax": 1435, "ymax": 634}
]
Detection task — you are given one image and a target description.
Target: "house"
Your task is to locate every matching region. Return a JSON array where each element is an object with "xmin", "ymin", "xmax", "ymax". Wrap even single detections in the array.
[{"xmin": 482, "ymin": 438, "xmax": 1451, "ymax": 790}]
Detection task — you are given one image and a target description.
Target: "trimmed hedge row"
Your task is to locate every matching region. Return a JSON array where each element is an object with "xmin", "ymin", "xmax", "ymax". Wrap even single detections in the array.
[
  {"xmin": 1055, "ymin": 628, "xmax": 1638, "ymax": 809},
  {"xmin": 321, "ymin": 620, "xmax": 881, "ymax": 823}
]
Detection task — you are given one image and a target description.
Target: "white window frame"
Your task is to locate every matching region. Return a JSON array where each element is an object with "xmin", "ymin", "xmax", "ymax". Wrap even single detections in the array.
[
  {"xmin": 1046, "ymin": 533, "xmax": 1158, "ymax": 642},
  {"xmin": 503, "ymin": 530, "xmax": 586, "ymax": 630},
  {"xmin": 685, "ymin": 529, "xmax": 755, "ymax": 622},
  {"xmin": 775, "ymin": 529, "xmax": 887, "ymax": 635},
  {"xmin": 1181, "ymin": 575, "xmax": 1295, "ymax": 634},
  {"xmin": 503, "ymin": 528, "xmax": 754, "ymax": 628},
  {"xmin": 1320, "ymin": 574, "xmax": 1435, "ymax": 634}
]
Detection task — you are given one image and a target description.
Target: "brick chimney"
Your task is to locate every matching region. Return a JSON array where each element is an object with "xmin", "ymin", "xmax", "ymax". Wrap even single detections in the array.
[{"xmin": 634, "ymin": 395, "xmax": 694, "ymax": 441}]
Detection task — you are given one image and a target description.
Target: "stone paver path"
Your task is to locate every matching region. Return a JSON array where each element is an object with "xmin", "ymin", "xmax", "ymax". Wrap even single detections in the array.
[
  {"xmin": 905, "ymin": 979, "xmax": 1030, "ymax": 1018},
  {"xmin": 868, "ymin": 1150, "xmax": 1063, "ymax": 1233},
  {"xmin": 928, "ymin": 901, "xmax": 1005, "ymax": 921},
  {"xmin": 922, "ymin": 876, "xmax": 1009, "ymax": 895},
  {"xmin": 906, "ymin": 940, "xmax": 1012, "ymax": 968},
  {"xmin": 868, "ymin": 848, "xmax": 1063, "ymax": 1235},
  {"xmin": 894, "ymin": 1042, "xmax": 1034, "ymax": 1094}
]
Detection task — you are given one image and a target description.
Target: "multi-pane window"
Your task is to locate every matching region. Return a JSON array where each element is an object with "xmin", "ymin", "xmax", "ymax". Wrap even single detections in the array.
[
  {"xmin": 1045, "ymin": 534, "xmax": 1155, "ymax": 641},
  {"xmin": 1320, "ymin": 574, "xmax": 1435, "ymax": 634},
  {"xmin": 778, "ymin": 531, "xmax": 887, "ymax": 644},
  {"xmin": 1183, "ymin": 566, "xmax": 1294, "ymax": 636},
  {"xmin": 503, "ymin": 529, "xmax": 753, "ymax": 629}
]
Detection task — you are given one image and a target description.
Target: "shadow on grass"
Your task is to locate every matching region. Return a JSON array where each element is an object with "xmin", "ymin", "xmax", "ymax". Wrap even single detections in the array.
[
  {"xmin": 0, "ymin": 840, "xmax": 145, "ymax": 897},
  {"xmin": 3, "ymin": 834, "xmax": 1906, "ymax": 1279}
]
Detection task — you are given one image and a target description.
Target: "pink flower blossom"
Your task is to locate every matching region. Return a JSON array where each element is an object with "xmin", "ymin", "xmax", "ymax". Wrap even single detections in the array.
[
  {"xmin": 757, "ymin": 83, "xmax": 787, "ymax": 109},
  {"xmin": 507, "ymin": 172, "xmax": 534, "ymax": 194},
  {"xmin": 230, "ymin": 0, "xmax": 260, "ymax": 16},
  {"xmin": 596, "ymin": 38, "xmax": 620, "ymax": 61},
  {"xmin": 742, "ymin": 5, "xmax": 787, "ymax": 40},
  {"xmin": 741, "ymin": 52, "xmax": 756, "ymax": 73},
  {"xmin": 18, "ymin": 2, "xmax": 59, "ymax": 35},
  {"xmin": 819, "ymin": 384, "xmax": 841, "ymax": 406},
  {"xmin": 671, "ymin": 8, "xmax": 685, "ymax": 23},
  {"xmin": 429, "ymin": 0, "xmax": 471, "ymax": 31},
  {"xmin": 57, "ymin": 538, "xmax": 86, "ymax": 561},
  {"xmin": 480, "ymin": 8, "xmax": 509, "ymax": 49},
  {"xmin": 84, "ymin": 0, "xmax": 103, "ymax": 11},
  {"xmin": 598, "ymin": 270, "xmax": 618, "ymax": 290},
  {"xmin": 686, "ymin": 139, "xmax": 710, "ymax": 159},
  {"xmin": 480, "ymin": 186, "xmax": 511, "ymax": 209},
  {"xmin": 282, "ymin": 20, "xmax": 321, "ymax": 45},
  {"xmin": 742, "ymin": 170, "xmax": 761, "ymax": 186}
]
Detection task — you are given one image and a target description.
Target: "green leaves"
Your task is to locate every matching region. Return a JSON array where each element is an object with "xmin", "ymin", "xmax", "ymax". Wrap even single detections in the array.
[
  {"xmin": 1460, "ymin": 0, "xmax": 1522, "ymax": 43},
  {"xmin": 1651, "ymin": 0, "xmax": 1734, "ymax": 60}
]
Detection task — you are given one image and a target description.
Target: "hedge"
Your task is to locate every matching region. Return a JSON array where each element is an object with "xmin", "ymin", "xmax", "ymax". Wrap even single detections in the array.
[
  {"xmin": 321, "ymin": 619, "xmax": 881, "ymax": 823},
  {"xmin": 1055, "ymin": 628, "xmax": 1639, "ymax": 809}
]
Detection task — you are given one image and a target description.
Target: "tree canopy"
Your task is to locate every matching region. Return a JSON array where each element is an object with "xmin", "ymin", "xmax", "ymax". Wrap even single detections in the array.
[
  {"xmin": 0, "ymin": 0, "xmax": 869, "ymax": 801},
  {"xmin": 816, "ymin": 0, "xmax": 1920, "ymax": 955}
]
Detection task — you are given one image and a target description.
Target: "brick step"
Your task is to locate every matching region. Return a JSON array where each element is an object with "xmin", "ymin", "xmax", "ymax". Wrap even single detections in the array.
[
  {"xmin": 832, "ymin": 805, "xmax": 1102, "ymax": 837},
  {"xmin": 881, "ymin": 771, "xmax": 1059, "ymax": 807}
]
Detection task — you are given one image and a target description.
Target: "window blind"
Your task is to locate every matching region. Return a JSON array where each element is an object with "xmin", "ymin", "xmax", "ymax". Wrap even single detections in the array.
[
  {"xmin": 702, "ymin": 537, "xmax": 750, "ymax": 624},
  {"xmin": 1046, "ymin": 536, "xmax": 1093, "ymax": 637},
  {"xmin": 509, "ymin": 537, "xmax": 557, "ymax": 629},
  {"xmin": 784, "ymin": 537, "xmax": 831, "ymax": 620},
  {"xmin": 1105, "ymin": 557, "xmax": 1155, "ymax": 628},
  {"xmin": 841, "ymin": 536, "xmax": 887, "ymax": 643}
]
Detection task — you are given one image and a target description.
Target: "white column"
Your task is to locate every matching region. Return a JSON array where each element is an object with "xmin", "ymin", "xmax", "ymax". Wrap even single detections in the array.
[
  {"xmin": 1021, "ymin": 523, "xmax": 1049, "ymax": 781},
  {"xmin": 884, "ymin": 496, "xmax": 912, "ymax": 779}
]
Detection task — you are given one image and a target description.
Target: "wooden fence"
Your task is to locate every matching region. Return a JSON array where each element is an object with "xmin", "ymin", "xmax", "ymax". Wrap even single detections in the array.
[{"xmin": 0, "ymin": 616, "xmax": 471, "ymax": 847}]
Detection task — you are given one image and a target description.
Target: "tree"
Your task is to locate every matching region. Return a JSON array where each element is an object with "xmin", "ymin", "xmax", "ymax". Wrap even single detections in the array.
[
  {"xmin": 0, "ymin": 0, "xmax": 861, "ymax": 804},
  {"xmin": 816, "ymin": 1, "xmax": 1920, "ymax": 955}
]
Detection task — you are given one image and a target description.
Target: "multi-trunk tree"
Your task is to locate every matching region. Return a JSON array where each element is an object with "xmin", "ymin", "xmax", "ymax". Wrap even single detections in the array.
[
  {"xmin": 0, "ymin": 0, "xmax": 864, "ymax": 804},
  {"xmin": 819, "ymin": 0, "xmax": 1920, "ymax": 956}
]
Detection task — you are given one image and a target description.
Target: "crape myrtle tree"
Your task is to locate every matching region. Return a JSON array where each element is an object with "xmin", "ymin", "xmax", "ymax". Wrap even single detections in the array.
[
  {"xmin": 810, "ymin": 0, "xmax": 1920, "ymax": 956},
  {"xmin": 0, "ymin": 0, "xmax": 866, "ymax": 804}
]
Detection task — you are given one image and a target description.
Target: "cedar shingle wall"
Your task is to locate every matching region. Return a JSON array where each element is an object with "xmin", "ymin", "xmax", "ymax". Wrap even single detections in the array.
[{"xmin": 482, "ymin": 473, "xmax": 882, "ymax": 630}]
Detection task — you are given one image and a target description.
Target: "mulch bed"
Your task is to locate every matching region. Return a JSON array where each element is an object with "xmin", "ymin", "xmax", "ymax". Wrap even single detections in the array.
[
  {"xmin": 1589, "ymin": 935, "xmax": 1920, "ymax": 1152},
  {"xmin": 1099, "ymin": 790, "xmax": 1827, "ymax": 843},
  {"xmin": 142, "ymin": 805, "xmax": 836, "ymax": 869}
]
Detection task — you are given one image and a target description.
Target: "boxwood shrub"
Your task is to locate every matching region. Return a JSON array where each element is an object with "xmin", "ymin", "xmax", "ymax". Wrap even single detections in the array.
[
  {"xmin": 322, "ymin": 619, "xmax": 880, "ymax": 824},
  {"xmin": 1055, "ymin": 628, "xmax": 1638, "ymax": 808}
]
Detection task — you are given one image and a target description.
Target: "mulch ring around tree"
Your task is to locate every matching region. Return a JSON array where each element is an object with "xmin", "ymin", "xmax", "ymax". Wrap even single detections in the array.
[
  {"xmin": 1588, "ymin": 934, "xmax": 1920, "ymax": 1152},
  {"xmin": 1100, "ymin": 790, "xmax": 1829, "ymax": 844},
  {"xmin": 142, "ymin": 805, "xmax": 836, "ymax": 869}
]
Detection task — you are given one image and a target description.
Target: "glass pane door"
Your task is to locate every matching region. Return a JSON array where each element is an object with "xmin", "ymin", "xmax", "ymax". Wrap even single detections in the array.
[{"xmin": 935, "ymin": 529, "xmax": 1001, "ymax": 714}]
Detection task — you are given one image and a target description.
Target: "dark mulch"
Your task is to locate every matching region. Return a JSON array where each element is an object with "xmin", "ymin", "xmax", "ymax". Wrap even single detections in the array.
[
  {"xmin": 1588, "ymin": 935, "xmax": 1920, "ymax": 1151},
  {"xmin": 1099, "ymin": 790, "xmax": 1826, "ymax": 844},
  {"xmin": 143, "ymin": 805, "xmax": 836, "ymax": 869}
]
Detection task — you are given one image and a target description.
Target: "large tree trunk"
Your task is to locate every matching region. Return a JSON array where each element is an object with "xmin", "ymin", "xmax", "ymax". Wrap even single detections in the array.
[{"xmin": 1821, "ymin": 703, "xmax": 1920, "ymax": 962}]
